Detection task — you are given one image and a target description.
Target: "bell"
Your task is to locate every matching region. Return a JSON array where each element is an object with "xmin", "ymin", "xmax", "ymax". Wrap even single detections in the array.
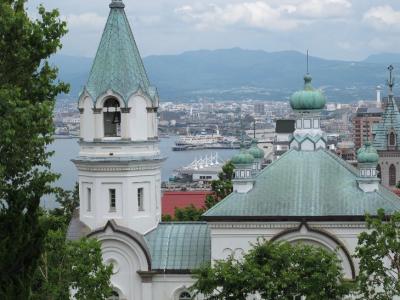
[{"xmin": 112, "ymin": 110, "xmax": 121, "ymax": 124}]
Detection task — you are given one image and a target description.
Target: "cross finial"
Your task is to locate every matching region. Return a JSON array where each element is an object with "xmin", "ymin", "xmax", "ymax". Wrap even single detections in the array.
[
  {"xmin": 306, "ymin": 50, "xmax": 309, "ymax": 74},
  {"xmin": 387, "ymin": 64, "xmax": 395, "ymax": 93}
]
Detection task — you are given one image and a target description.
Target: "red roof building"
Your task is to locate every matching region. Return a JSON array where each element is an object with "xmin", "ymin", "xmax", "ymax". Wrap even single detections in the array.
[{"xmin": 161, "ymin": 191, "xmax": 212, "ymax": 217}]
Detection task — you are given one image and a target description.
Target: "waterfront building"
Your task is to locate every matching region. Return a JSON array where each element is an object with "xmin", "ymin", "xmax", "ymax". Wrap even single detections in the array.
[
  {"xmin": 352, "ymin": 107, "xmax": 382, "ymax": 149},
  {"xmin": 68, "ymin": 1, "xmax": 400, "ymax": 299},
  {"xmin": 373, "ymin": 66, "xmax": 400, "ymax": 187}
]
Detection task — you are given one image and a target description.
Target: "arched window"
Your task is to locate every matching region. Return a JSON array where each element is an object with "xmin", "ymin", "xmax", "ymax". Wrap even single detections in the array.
[
  {"xmin": 103, "ymin": 98, "xmax": 121, "ymax": 137},
  {"xmin": 179, "ymin": 291, "xmax": 192, "ymax": 300},
  {"xmin": 390, "ymin": 132, "xmax": 396, "ymax": 146},
  {"xmin": 377, "ymin": 164, "xmax": 381, "ymax": 180},
  {"xmin": 389, "ymin": 164, "xmax": 396, "ymax": 186},
  {"xmin": 107, "ymin": 291, "xmax": 119, "ymax": 300}
]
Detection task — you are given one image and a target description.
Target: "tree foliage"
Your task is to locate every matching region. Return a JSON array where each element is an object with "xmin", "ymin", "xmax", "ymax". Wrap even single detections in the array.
[
  {"xmin": 31, "ymin": 188, "xmax": 113, "ymax": 300},
  {"xmin": 355, "ymin": 209, "xmax": 400, "ymax": 300},
  {"xmin": 205, "ymin": 161, "xmax": 234, "ymax": 209},
  {"xmin": 192, "ymin": 240, "xmax": 350, "ymax": 300},
  {"xmin": 0, "ymin": 0, "xmax": 68, "ymax": 297}
]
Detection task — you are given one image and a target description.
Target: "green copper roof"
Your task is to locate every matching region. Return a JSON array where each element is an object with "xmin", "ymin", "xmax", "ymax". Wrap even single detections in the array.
[
  {"xmin": 248, "ymin": 139, "xmax": 265, "ymax": 159},
  {"xmin": 145, "ymin": 222, "xmax": 210, "ymax": 271},
  {"xmin": 231, "ymin": 148, "xmax": 255, "ymax": 165},
  {"xmin": 373, "ymin": 95, "xmax": 400, "ymax": 151},
  {"xmin": 357, "ymin": 141, "xmax": 379, "ymax": 164},
  {"xmin": 290, "ymin": 74, "xmax": 326, "ymax": 110},
  {"xmin": 203, "ymin": 149, "xmax": 400, "ymax": 219},
  {"xmin": 83, "ymin": 0, "xmax": 158, "ymax": 104}
]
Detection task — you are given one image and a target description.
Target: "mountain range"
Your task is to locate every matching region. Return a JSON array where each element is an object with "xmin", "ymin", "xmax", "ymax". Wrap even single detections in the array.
[{"xmin": 54, "ymin": 48, "xmax": 400, "ymax": 103}]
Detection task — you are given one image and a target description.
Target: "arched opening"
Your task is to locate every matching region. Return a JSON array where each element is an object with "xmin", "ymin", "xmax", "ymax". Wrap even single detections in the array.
[
  {"xmin": 103, "ymin": 98, "xmax": 121, "ymax": 137},
  {"xmin": 179, "ymin": 291, "xmax": 192, "ymax": 300},
  {"xmin": 107, "ymin": 290, "xmax": 119, "ymax": 300},
  {"xmin": 389, "ymin": 164, "xmax": 396, "ymax": 186},
  {"xmin": 377, "ymin": 164, "xmax": 381, "ymax": 180},
  {"xmin": 389, "ymin": 132, "xmax": 396, "ymax": 147}
]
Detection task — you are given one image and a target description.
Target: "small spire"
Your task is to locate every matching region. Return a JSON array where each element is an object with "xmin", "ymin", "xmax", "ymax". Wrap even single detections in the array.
[
  {"xmin": 110, "ymin": 0, "xmax": 125, "ymax": 9},
  {"xmin": 387, "ymin": 65, "xmax": 395, "ymax": 95},
  {"xmin": 306, "ymin": 49, "xmax": 309, "ymax": 75}
]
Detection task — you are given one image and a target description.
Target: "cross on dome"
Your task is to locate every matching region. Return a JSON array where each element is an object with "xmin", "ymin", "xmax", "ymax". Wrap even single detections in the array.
[{"xmin": 387, "ymin": 64, "xmax": 395, "ymax": 95}]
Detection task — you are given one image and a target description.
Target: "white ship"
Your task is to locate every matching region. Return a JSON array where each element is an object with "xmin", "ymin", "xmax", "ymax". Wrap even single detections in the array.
[{"xmin": 173, "ymin": 126, "xmax": 239, "ymax": 151}]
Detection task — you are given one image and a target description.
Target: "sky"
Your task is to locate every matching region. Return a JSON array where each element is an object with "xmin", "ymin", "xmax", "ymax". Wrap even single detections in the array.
[{"xmin": 26, "ymin": 0, "xmax": 400, "ymax": 61}]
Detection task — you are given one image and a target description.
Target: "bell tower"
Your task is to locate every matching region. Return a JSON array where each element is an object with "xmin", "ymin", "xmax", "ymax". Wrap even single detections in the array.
[{"xmin": 73, "ymin": 0, "xmax": 164, "ymax": 234}]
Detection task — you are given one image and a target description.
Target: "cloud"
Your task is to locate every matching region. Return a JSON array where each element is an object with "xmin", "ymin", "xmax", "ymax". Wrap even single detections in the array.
[
  {"xmin": 363, "ymin": 5, "xmax": 400, "ymax": 30},
  {"xmin": 175, "ymin": 0, "xmax": 352, "ymax": 32},
  {"xmin": 64, "ymin": 13, "xmax": 107, "ymax": 31},
  {"xmin": 294, "ymin": 0, "xmax": 352, "ymax": 19}
]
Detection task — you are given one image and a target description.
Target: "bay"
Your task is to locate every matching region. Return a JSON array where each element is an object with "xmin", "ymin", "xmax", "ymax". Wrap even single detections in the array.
[{"xmin": 44, "ymin": 137, "xmax": 238, "ymax": 208}]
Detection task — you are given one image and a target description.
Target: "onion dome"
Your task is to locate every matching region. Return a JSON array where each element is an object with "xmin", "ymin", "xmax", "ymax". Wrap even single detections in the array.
[
  {"xmin": 231, "ymin": 148, "xmax": 255, "ymax": 165},
  {"xmin": 290, "ymin": 74, "xmax": 326, "ymax": 110},
  {"xmin": 248, "ymin": 139, "xmax": 265, "ymax": 159},
  {"xmin": 357, "ymin": 141, "xmax": 379, "ymax": 164}
]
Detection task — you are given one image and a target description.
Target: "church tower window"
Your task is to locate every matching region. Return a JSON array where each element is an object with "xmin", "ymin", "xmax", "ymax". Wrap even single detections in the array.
[
  {"xmin": 103, "ymin": 98, "xmax": 121, "ymax": 137},
  {"xmin": 389, "ymin": 132, "xmax": 396, "ymax": 146},
  {"xmin": 138, "ymin": 187, "xmax": 144, "ymax": 211},
  {"xmin": 179, "ymin": 291, "xmax": 191, "ymax": 300},
  {"xmin": 377, "ymin": 164, "xmax": 381, "ymax": 180},
  {"xmin": 389, "ymin": 164, "xmax": 396, "ymax": 186},
  {"xmin": 87, "ymin": 187, "xmax": 92, "ymax": 212},
  {"xmin": 109, "ymin": 189, "xmax": 116, "ymax": 212}
]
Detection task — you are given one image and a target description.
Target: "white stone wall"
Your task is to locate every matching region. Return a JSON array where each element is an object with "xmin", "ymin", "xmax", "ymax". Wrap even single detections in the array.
[
  {"xmin": 209, "ymin": 221, "xmax": 366, "ymax": 280},
  {"xmin": 78, "ymin": 164, "xmax": 162, "ymax": 234}
]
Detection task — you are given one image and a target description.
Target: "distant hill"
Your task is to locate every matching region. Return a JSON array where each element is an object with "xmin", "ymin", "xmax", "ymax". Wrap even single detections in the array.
[
  {"xmin": 363, "ymin": 53, "xmax": 400, "ymax": 64},
  {"xmin": 53, "ymin": 48, "xmax": 400, "ymax": 103}
]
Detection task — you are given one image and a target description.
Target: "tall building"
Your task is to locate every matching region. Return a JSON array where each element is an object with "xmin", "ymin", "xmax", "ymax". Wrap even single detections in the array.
[
  {"xmin": 373, "ymin": 65, "xmax": 400, "ymax": 187},
  {"xmin": 352, "ymin": 107, "xmax": 382, "ymax": 149},
  {"xmin": 254, "ymin": 103, "xmax": 265, "ymax": 115},
  {"xmin": 68, "ymin": 2, "xmax": 400, "ymax": 299}
]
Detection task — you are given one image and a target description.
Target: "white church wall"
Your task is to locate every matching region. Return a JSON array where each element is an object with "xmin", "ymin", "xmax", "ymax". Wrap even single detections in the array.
[
  {"xmin": 81, "ymin": 96, "xmax": 94, "ymax": 141},
  {"xmin": 78, "ymin": 166, "xmax": 161, "ymax": 234},
  {"xmin": 96, "ymin": 232, "xmax": 151, "ymax": 300},
  {"xmin": 209, "ymin": 222, "xmax": 367, "ymax": 280},
  {"xmin": 152, "ymin": 274, "xmax": 201, "ymax": 300},
  {"xmin": 129, "ymin": 96, "xmax": 148, "ymax": 141}
]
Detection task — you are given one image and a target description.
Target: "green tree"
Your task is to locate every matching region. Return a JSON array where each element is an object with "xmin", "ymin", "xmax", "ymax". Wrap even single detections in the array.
[
  {"xmin": 0, "ymin": 1, "xmax": 68, "ymax": 297},
  {"xmin": 205, "ymin": 161, "xmax": 234, "ymax": 209},
  {"xmin": 31, "ymin": 221, "xmax": 113, "ymax": 300},
  {"xmin": 52, "ymin": 183, "xmax": 80, "ymax": 225},
  {"xmin": 355, "ymin": 209, "xmax": 400, "ymax": 300},
  {"xmin": 192, "ymin": 240, "xmax": 350, "ymax": 300},
  {"xmin": 174, "ymin": 204, "xmax": 204, "ymax": 221}
]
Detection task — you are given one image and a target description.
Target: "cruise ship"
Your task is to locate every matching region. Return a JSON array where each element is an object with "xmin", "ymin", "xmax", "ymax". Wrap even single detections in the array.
[{"xmin": 173, "ymin": 127, "xmax": 239, "ymax": 151}]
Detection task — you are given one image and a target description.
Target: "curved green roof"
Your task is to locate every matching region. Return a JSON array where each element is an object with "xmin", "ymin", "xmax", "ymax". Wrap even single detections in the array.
[
  {"xmin": 357, "ymin": 141, "xmax": 379, "ymax": 164},
  {"xmin": 203, "ymin": 149, "xmax": 400, "ymax": 219},
  {"xmin": 83, "ymin": 0, "xmax": 158, "ymax": 105},
  {"xmin": 145, "ymin": 222, "xmax": 211, "ymax": 271},
  {"xmin": 290, "ymin": 74, "xmax": 326, "ymax": 110},
  {"xmin": 231, "ymin": 148, "xmax": 255, "ymax": 165},
  {"xmin": 248, "ymin": 139, "xmax": 265, "ymax": 159}
]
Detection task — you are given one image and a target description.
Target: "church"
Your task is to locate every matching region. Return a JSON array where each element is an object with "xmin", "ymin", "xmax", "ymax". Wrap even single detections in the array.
[{"xmin": 68, "ymin": 1, "xmax": 400, "ymax": 299}]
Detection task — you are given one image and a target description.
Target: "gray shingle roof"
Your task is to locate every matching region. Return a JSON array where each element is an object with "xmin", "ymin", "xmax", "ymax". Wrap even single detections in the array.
[
  {"xmin": 145, "ymin": 222, "xmax": 211, "ymax": 271},
  {"xmin": 203, "ymin": 149, "xmax": 400, "ymax": 219},
  {"xmin": 373, "ymin": 96, "xmax": 400, "ymax": 151}
]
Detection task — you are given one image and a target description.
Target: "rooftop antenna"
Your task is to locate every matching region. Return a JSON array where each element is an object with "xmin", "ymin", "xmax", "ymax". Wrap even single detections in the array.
[{"xmin": 306, "ymin": 49, "xmax": 309, "ymax": 74}]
